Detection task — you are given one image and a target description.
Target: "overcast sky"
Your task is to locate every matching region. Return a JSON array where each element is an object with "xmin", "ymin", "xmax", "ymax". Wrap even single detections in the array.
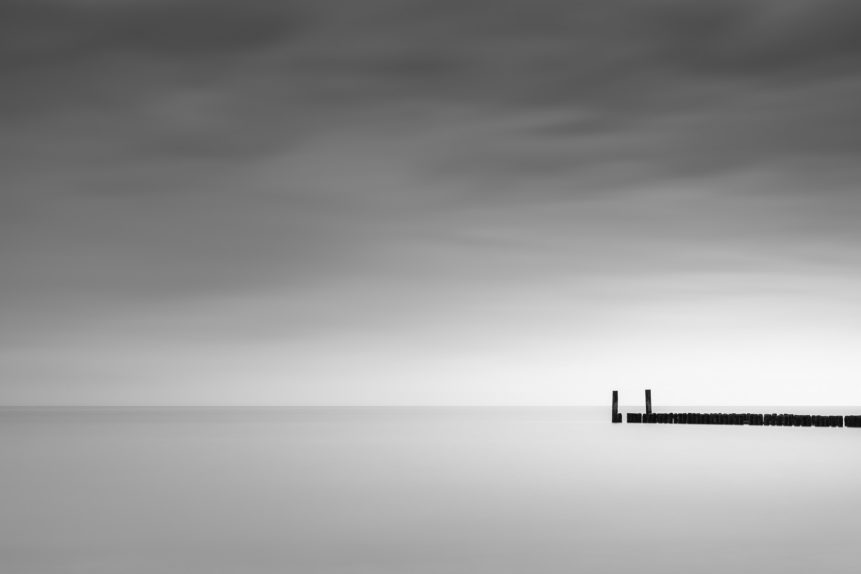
[{"xmin": 2, "ymin": 0, "xmax": 861, "ymax": 405}]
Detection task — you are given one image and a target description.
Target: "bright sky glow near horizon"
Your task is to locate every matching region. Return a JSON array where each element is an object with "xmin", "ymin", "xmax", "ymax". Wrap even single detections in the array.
[{"xmin": 3, "ymin": 0, "xmax": 861, "ymax": 405}]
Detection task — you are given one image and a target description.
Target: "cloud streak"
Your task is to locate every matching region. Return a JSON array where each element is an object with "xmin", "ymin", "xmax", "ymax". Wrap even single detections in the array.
[{"xmin": 2, "ymin": 0, "xmax": 861, "ymax": 404}]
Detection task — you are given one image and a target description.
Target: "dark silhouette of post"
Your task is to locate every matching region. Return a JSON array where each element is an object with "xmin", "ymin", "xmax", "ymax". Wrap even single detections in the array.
[
  {"xmin": 645, "ymin": 389, "xmax": 652, "ymax": 414},
  {"xmin": 612, "ymin": 390, "xmax": 621, "ymax": 423}
]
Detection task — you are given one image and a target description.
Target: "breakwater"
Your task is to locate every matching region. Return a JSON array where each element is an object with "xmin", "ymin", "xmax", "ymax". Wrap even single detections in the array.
[
  {"xmin": 627, "ymin": 412, "xmax": 843, "ymax": 427},
  {"xmin": 614, "ymin": 390, "xmax": 859, "ymax": 428}
]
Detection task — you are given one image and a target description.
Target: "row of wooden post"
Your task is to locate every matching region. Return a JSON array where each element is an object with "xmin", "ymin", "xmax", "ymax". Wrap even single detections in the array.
[
  {"xmin": 627, "ymin": 412, "xmax": 844, "ymax": 427},
  {"xmin": 613, "ymin": 390, "xmax": 855, "ymax": 428}
]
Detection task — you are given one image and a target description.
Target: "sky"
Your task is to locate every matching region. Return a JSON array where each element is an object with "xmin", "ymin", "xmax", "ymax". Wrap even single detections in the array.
[{"xmin": 2, "ymin": 0, "xmax": 861, "ymax": 406}]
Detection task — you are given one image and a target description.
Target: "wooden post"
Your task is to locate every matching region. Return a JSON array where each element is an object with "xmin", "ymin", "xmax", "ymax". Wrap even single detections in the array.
[
  {"xmin": 612, "ymin": 390, "xmax": 620, "ymax": 423},
  {"xmin": 645, "ymin": 389, "xmax": 652, "ymax": 414}
]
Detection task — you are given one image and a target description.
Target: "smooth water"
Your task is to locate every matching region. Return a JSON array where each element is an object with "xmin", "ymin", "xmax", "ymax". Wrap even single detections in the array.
[{"xmin": 2, "ymin": 407, "xmax": 859, "ymax": 573}]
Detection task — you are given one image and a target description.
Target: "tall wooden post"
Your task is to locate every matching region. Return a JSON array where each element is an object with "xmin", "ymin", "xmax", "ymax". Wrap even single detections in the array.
[
  {"xmin": 612, "ymin": 390, "xmax": 620, "ymax": 423},
  {"xmin": 645, "ymin": 389, "xmax": 652, "ymax": 414}
]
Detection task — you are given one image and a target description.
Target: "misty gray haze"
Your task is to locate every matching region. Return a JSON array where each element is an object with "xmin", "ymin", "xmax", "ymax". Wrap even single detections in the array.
[{"xmin": 3, "ymin": 0, "xmax": 861, "ymax": 405}]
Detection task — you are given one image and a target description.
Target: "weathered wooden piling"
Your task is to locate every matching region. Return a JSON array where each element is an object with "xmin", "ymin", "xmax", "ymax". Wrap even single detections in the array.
[
  {"xmin": 645, "ymin": 389, "xmax": 652, "ymax": 415},
  {"xmin": 612, "ymin": 390, "xmax": 620, "ymax": 423}
]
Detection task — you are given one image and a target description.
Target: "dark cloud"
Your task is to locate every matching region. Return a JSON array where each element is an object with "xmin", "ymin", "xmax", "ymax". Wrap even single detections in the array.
[
  {"xmin": 0, "ymin": 0, "xmax": 300, "ymax": 68},
  {"xmin": 3, "ymin": 0, "xmax": 860, "ymax": 169},
  {"xmin": 659, "ymin": 0, "xmax": 861, "ymax": 80},
  {"xmin": 3, "ymin": 0, "xmax": 861, "ymax": 404}
]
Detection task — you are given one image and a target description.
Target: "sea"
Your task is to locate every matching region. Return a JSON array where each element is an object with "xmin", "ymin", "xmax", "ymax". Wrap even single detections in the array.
[{"xmin": 2, "ymin": 406, "xmax": 860, "ymax": 573}]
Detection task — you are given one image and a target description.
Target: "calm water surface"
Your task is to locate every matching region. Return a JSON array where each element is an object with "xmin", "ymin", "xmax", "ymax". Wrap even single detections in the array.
[{"xmin": 2, "ymin": 407, "xmax": 859, "ymax": 573}]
